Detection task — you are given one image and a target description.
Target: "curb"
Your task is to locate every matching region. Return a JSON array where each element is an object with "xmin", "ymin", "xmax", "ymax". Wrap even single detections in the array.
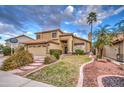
[
  {"xmin": 76, "ymin": 57, "xmax": 94, "ymax": 87},
  {"xmin": 97, "ymin": 75, "xmax": 124, "ymax": 87}
]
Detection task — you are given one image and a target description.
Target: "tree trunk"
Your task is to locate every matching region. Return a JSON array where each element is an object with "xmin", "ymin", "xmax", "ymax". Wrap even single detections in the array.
[
  {"xmin": 90, "ymin": 23, "xmax": 93, "ymax": 51},
  {"xmin": 100, "ymin": 48, "xmax": 103, "ymax": 59}
]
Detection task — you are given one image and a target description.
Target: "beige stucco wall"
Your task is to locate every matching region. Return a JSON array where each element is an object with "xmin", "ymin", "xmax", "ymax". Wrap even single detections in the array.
[
  {"xmin": 73, "ymin": 37, "xmax": 91, "ymax": 52},
  {"xmin": 104, "ymin": 42, "xmax": 124, "ymax": 61},
  {"xmin": 73, "ymin": 44, "xmax": 85, "ymax": 52},
  {"xmin": 27, "ymin": 44, "xmax": 47, "ymax": 56},
  {"xmin": 37, "ymin": 30, "xmax": 63, "ymax": 42},
  {"xmin": 104, "ymin": 45, "xmax": 117, "ymax": 59},
  {"xmin": 48, "ymin": 43, "xmax": 62, "ymax": 53}
]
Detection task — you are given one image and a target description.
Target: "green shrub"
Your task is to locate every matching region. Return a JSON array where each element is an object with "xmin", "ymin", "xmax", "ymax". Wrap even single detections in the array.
[
  {"xmin": 1, "ymin": 46, "xmax": 33, "ymax": 71},
  {"xmin": 50, "ymin": 49, "xmax": 62, "ymax": 55},
  {"xmin": 44, "ymin": 55, "xmax": 57, "ymax": 64},
  {"xmin": 49, "ymin": 49, "xmax": 62, "ymax": 59},
  {"xmin": 52, "ymin": 52, "xmax": 60, "ymax": 59},
  {"xmin": 3, "ymin": 46, "xmax": 11, "ymax": 56},
  {"xmin": 75, "ymin": 49, "xmax": 84, "ymax": 55}
]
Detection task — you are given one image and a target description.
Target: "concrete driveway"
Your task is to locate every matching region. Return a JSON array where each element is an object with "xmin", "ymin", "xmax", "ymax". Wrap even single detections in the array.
[
  {"xmin": 0, "ymin": 71, "xmax": 54, "ymax": 87},
  {"xmin": 0, "ymin": 55, "xmax": 9, "ymax": 66}
]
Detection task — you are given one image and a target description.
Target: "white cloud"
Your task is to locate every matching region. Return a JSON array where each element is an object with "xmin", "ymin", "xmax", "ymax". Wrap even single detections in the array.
[
  {"xmin": 73, "ymin": 32, "xmax": 79, "ymax": 36},
  {"xmin": 26, "ymin": 31, "xmax": 34, "ymax": 35},
  {"xmin": 113, "ymin": 6, "xmax": 124, "ymax": 14},
  {"xmin": 73, "ymin": 6, "xmax": 124, "ymax": 27},
  {"xmin": 64, "ymin": 6, "xmax": 74, "ymax": 15},
  {"xmin": 64, "ymin": 22, "xmax": 70, "ymax": 25}
]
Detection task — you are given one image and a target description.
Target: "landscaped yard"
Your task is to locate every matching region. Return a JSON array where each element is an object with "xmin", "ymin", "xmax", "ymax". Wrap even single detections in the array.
[{"xmin": 27, "ymin": 55, "xmax": 91, "ymax": 87}]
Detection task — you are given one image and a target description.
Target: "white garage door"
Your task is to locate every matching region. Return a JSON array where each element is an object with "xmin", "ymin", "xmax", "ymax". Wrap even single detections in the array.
[{"xmin": 28, "ymin": 45, "xmax": 47, "ymax": 56}]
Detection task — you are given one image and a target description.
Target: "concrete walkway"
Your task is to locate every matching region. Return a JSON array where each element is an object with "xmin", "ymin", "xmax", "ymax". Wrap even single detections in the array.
[
  {"xmin": 0, "ymin": 70, "xmax": 54, "ymax": 87},
  {"xmin": 8, "ymin": 56, "xmax": 45, "ymax": 76}
]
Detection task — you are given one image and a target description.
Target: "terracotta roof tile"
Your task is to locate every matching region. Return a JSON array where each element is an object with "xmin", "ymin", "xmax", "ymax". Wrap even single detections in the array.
[{"xmin": 22, "ymin": 40, "xmax": 59, "ymax": 45}]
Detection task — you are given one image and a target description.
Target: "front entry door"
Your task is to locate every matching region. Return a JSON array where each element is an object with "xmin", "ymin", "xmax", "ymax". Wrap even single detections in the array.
[{"xmin": 64, "ymin": 47, "xmax": 68, "ymax": 54}]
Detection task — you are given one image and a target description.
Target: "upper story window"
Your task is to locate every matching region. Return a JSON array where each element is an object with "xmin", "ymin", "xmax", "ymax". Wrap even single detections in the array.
[
  {"xmin": 52, "ymin": 32, "xmax": 57, "ymax": 38},
  {"xmin": 37, "ymin": 34, "xmax": 40, "ymax": 39}
]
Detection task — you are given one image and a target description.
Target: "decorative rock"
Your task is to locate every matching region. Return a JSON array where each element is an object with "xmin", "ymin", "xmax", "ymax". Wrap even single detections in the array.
[{"xmin": 102, "ymin": 76, "xmax": 124, "ymax": 87}]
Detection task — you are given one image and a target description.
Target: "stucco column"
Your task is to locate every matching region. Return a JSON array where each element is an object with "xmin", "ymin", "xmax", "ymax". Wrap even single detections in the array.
[{"xmin": 68, "ymin": 38, "xmax": 73, "ymax": 54}]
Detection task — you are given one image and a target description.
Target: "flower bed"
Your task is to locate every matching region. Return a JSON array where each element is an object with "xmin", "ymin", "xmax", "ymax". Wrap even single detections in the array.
[{"xmin": 83, "ymin": 60, "xmax": 124, "ymax": 87}]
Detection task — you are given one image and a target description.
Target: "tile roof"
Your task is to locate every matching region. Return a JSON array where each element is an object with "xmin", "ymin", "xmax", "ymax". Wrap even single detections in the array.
[
  {"xmin": 22, "ymin": 40, "xmax": 59, "ymax": 45},
  {"xmin": 112, "ymin": 37, "xmax": 124, "ymax": 44}
]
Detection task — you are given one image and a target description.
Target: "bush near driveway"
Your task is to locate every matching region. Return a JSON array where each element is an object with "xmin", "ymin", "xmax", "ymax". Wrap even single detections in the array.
[
  {"xmin": 52, "ymin": 52, "xmax": 60, "ymax": 59},
  {"xmin": 27, "ymin": 55, "xmax": 91, "ymax": 87},
  {"xmin": 1, "ymin": 46, "xmax": 33, "ymax": 71},
  {"xmin": 50, "ymin": 49, "xmax": 62, "ymax": 59},
  {"xmin": 44, "ymin": 55, "xmax": 57, "ymax": 64},
  {"xmin": 75, "ymin": 49, "xmax": 84, "ymax": 55},
  {"xmin": 50, "ymin": 49, "xmax": 62, "ymax": 55}
]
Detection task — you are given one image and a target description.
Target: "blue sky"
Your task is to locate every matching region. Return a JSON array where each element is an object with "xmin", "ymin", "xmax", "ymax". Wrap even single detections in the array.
[{"xmin": 0, "ymin": 5, "xmax": 124, "ymax": 44}]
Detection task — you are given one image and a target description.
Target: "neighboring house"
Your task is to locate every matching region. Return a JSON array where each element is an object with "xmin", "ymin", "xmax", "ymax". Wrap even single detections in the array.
[
  {"xmin": 5, "ymin": 35, "xmax": 34, "ymax": 48},
  {"xmin": 103, "ymin": 33, "xmax": 124, "ymax": 62},
  {"xmin": 23, "ymin": 29, "xmax": 91, "ymax": 56}
]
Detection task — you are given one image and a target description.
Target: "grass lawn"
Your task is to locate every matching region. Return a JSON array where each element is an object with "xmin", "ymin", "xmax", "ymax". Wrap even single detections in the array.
[{"xmin": 27, "ymin": 55, "xmax": 91, "ymax": 87}]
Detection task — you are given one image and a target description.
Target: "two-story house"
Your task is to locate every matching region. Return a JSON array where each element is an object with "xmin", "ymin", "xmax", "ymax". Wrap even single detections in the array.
[{"xmin": 23, "ymin": 29, "xmax": 91, "ymax": 56}]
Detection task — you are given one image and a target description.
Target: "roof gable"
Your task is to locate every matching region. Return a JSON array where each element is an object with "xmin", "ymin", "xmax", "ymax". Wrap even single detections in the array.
[{"xmin": 5, "ymin": 35, "xmax": 34, "ymax": 41}]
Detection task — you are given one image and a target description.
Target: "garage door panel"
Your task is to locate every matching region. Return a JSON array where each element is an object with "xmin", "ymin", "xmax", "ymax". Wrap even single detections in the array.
[{"xmin": 28, "ymin": 45, "xmax": 47, "ymax": 56}]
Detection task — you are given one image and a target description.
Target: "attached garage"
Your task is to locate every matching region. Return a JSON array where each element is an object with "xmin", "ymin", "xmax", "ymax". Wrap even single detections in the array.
[
  {"xmin": 23, "ymin": 39, "xmax": 60, "ymax": 56},
  {"xmin": 27, "ymin": 44, "xmax": 47, "ymax": 56}
]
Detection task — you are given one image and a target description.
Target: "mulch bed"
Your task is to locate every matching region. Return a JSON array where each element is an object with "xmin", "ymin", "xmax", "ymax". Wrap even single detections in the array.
[
  {"xmin": 102, "ymin": 76, "xmax": 124, "ymax": 87},
  {"xmin": 83, "ymin": 60, "xmax": 124, "ymax": 87}
]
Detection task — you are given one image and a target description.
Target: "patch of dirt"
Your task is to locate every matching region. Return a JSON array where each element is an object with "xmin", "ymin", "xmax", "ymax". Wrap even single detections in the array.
[{"xmin": 83, "ymin": 61, "xmax": 124, "ymax": 87}]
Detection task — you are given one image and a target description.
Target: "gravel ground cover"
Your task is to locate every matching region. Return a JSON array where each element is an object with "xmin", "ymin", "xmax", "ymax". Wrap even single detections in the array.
[
  {"xmin": 83, "ymin": 60, "xmax": 124, "ymax": 87},
  {"xmin": 102, "ymin": 76, "xmax": 124, "ymax": 87}
]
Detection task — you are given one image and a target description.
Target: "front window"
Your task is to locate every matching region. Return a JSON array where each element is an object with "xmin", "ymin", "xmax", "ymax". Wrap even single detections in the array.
[
  {"xmin": 37, "ymin": 34, "xmax": 40, "ymax": 39},
  {"xmin": 52, "ymin": 32, "xmax": 57, "ymax": 38}
]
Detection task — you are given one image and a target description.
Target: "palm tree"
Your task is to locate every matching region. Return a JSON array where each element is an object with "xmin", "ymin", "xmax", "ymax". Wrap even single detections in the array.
[
  {"xmin": 87, "ymin": 12, "xmax": 97, "ymax": 46},
  {"xmin": 115, "ymin": 20, "xmax": 124, "ymax": 37},
  {"xmin": 94, "ymin": 25, "xmax": 115, "ymax": 58}
]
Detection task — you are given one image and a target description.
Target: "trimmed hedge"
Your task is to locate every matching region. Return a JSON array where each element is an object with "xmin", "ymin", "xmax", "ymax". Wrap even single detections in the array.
[
  {"xmin": 75, "ymin": 49, "xmax": 84, "ymax": 55},
  {"xmin": 1, "ymin": 46, "xmax": 33, "ymax": 71},
  {"xmin": 52, "ymin": 52, "xmax": 60, "ymax": 59},
  {"xmin": 49, "ymin": 49, "xmax": 62, "ymax": 59},
  {"xmin": 50, "ymin": 49, "xmax": 62, "ymax": 55},
  {"xmin": 44, "ymin": 55, "xmax": 57, "ymax": 64}
]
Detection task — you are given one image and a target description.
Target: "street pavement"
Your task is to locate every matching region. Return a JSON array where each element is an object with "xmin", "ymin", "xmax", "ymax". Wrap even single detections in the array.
[{"xmin": 0, "ymin": 70, "xmax": 54, "ymax": 87}]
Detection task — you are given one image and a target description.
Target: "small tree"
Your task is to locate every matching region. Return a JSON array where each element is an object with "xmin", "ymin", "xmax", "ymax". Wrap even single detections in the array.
[{"xmin": 94, "ymin": 25, "xmax": 115, "ymax": 58}]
